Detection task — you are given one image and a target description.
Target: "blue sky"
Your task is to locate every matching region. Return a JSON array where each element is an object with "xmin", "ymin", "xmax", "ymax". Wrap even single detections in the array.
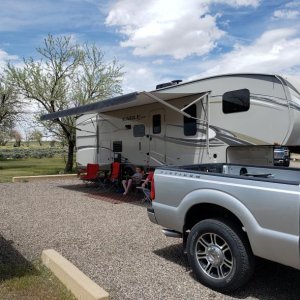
[{"xmin": 0, "ymin": 0, "xmax": 300, "ymax": 93}]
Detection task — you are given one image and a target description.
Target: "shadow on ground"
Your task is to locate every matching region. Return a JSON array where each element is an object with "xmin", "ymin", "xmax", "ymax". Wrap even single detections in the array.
[
  {"xmin": 0, "ymin": 235, "xmax": 38, "ymax": 281},
  {"xmin": 154, "ymin": 243, "xmax": 300, "ymax": 300},
  {"xmin": 59, "ymin": 183, "xmax": 147, "ymax": 205}
]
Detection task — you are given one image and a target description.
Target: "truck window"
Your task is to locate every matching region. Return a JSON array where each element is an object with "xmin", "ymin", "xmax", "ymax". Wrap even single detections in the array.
[
  {"xmin": 133, "ymin": 124, "xmax": 145, "ymax": 137},
  {"xmin": 153, "ymin": 114, "xmax": 161, "ymax": 134},
  {"xmin": 184, "ymin": 104, "xmax": 197, "ymax": 136},
  {"xmin": 223, "ymin": 89, "xmax": 250, "ymax": 114}
]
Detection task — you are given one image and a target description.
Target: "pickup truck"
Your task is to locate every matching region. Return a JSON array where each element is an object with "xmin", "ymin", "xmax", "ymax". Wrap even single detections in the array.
[{"xmin": 147, "ymin": 163, "xmax": 300, "ymax": 292}]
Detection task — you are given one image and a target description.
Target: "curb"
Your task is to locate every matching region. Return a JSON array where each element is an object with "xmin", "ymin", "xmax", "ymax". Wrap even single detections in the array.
[
  {"xmin": 41, "ymin": 249, "xmax": 109, "ymax": 300},
  {"xmin": 12, "ymin": 174, "xmax": 77, "ymax": 182}
]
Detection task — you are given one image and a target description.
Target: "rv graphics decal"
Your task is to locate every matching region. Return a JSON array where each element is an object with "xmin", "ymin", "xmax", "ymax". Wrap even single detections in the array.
[{"xmin": 122, "ymin": 114, "xmax": 146, "ymax": 121}]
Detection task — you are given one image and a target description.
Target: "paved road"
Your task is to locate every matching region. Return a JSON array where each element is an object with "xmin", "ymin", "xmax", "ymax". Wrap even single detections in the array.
[{"xmin": 1, "ymin": 180, "xmax": 300, "ymax": 299}]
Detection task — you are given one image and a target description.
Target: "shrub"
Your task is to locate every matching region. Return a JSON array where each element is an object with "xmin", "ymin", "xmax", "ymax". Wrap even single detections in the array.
[{"xmin": 0, "ymin": 147, "xmax": 66, "ymax": 160}]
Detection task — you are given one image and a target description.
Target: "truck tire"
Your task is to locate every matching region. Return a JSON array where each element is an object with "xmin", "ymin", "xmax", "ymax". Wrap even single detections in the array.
[{"xmin": 186, "ymin": 218, "xmax": 255, "ymax": 293}]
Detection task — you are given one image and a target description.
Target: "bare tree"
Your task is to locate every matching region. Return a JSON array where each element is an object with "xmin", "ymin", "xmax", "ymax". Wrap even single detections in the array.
[{"xmin": 6, "ymin": 34, "xmax": 123, "ymax": 172}]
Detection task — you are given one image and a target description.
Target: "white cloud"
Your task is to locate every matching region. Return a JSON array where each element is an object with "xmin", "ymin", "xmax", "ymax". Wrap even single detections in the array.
[
  {"xmin": 121, "ymin": 61, "xmax": 164, "ymax": 92},
  {"xmin": 273, "ymin": 9, "xmax": 299, "ymax": 20},
  {"xmin": 0, "ymin": 49, "xmax": 18, "ymax": 69},
  {"xmin": 106, "ymin": 0, "xmax": 260, "ymax": 59},
  {"xmin": 272, "ymin": 1, "xmax": 300, "ymax": 20},
  {"xmin": 213, "ymin": 0, "xmax": 260, "ymax": 6},
  {"xmin": 286, "ymin": 1, "xmax": 300, "ymax": 8},
  {"xmin": 152, "ymin": 59, "xmax": 164, "ymax": 65},
  {"xmin": 188, "ymin": 28, "xmax": 300, "ymax": 79}
]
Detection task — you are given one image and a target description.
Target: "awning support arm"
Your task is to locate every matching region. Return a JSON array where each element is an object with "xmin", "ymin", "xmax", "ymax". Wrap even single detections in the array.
[
  {"xmin": 180, "ymin": 92, "xmax": 210, "ymax": 112},
  {"xmin": 206, "ymin": 93, "xmax": 210, "ymax": 154},
  {"xmin": 143, "ymin": 91, "xmax": 193, "ymax": 118}
]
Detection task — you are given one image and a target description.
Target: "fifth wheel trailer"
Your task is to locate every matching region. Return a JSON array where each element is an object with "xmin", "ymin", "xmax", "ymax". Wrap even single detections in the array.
[{"xmin": 41, "ymin": 73, "xmax": 300, "ymax": 169}]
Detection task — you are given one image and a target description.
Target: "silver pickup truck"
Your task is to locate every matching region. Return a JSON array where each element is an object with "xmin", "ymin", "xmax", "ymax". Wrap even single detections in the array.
[{"xmin": 147, "ymin": 163, "xmax": 300, "ymax": 292}]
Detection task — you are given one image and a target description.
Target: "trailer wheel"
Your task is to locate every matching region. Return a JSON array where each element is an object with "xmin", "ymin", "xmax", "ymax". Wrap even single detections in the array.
[{"xmin": 186, "ymin": 218, "xmax": 254, "ymax": 293}]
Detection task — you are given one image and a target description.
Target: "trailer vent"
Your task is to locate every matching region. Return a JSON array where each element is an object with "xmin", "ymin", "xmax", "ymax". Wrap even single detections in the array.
[
  {"xmin": 156, "ymin": 80, "xmax": 182, "ymax": 90},
  {"xmin": 113, "ymin": 141, "xmax": 122, "ymax": 152}
]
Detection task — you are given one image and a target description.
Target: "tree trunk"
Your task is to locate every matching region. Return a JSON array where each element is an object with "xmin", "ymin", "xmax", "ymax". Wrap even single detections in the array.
[{"xmin": 65, "ymin": 139, "xmax": 75, "ymax": 173}]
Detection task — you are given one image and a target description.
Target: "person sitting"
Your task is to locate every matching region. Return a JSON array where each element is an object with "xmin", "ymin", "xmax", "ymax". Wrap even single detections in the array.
[{"xmin": 122, "ymin": 166, "xmax": 144, "ymax": 195}]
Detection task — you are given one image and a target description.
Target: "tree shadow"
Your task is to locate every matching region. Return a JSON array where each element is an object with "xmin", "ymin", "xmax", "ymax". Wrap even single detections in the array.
[
  {"xmin": 154, "ymin": 243, "xmax": 300, "ymax": 300},
  {"xmin": 0, "ymin": 235, "xmax": 38, "ymax": 281}
]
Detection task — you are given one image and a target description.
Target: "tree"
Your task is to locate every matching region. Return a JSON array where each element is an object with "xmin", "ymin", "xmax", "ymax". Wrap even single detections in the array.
[
  {"xmin": 0, "ymin": 73, "xmax": 21, "ymax": 134},
  {"xmin": 0, "ymin": 130, "xmax": 10, "ymax": 146},
  {"xmin": 11, "ymin": 129, "xmax": 22, "ymax": 147},
  {"xmin": 7, "ymin": 34, "xmax": 123, "ymax": 172},
  {"xmin": 30, "ymin": 129, "xmax": 43, "ymax": 146}
]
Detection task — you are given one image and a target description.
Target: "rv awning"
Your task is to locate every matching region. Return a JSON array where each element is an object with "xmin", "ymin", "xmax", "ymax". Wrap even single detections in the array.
[{"xmin": 41, "ymin": 90, "xmax": 207, "ymax": 121}]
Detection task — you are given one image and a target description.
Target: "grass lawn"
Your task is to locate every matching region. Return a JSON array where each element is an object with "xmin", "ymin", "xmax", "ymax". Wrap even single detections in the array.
[
  {"xmin": 0, "ymin": 259, "xmax": 75, "ymax": 300},
  {"xmin": 0, "ymin": 157, "xmax": 67, "ymax": 183}
]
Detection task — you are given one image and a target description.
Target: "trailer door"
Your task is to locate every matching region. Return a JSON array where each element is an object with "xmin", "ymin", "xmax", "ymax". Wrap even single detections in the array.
[{"xmin": 149, "ymin": 109, "xmax": 166, "ymax": 165}]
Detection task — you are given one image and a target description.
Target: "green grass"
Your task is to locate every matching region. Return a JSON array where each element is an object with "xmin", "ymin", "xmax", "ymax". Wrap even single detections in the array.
[
  {"xmin": 0, "ymin": 157, "xmax": 67, "ymax": 183},
  {"xmin": 0, "ymin": 260, "xmax": 75, "ymax": 300}
]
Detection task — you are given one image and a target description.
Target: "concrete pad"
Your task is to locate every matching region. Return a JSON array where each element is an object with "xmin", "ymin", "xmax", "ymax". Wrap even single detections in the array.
[
  {"xmin": 42, "ymin": 249, "xmax": 109, "ymax": 300},
  {"xmin": 12, "ymin": 174, "xmax": 77, "ymax": 182}
]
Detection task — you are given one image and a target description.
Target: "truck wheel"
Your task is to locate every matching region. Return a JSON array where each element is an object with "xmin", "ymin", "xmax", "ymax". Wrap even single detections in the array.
[{"xmin": 186, "ymin": 218, "xmax": 254, "ymax": 293}]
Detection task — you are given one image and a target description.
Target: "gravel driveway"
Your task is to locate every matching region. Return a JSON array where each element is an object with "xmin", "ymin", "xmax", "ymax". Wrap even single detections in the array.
[{"xmin": 1, "ymin": 179, "xmax": 300, "ymax": 300}]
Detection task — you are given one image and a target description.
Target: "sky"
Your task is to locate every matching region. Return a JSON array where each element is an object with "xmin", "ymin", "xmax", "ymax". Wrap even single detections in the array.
[{"xmin": 0, "ymin": 0, "xmax": 300, "ymax": 94}]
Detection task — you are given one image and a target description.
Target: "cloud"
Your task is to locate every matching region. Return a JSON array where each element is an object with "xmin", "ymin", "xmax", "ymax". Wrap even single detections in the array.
[
  {"xmin": 272, "ymin": 1, "xmax": 300, "ymax": 20},
  {"xmin": 106, "ymin": 0, "xmax": 260, "ymax": 59},
  {"xmin": 0, "ymin": 0, "xmax": 103, "ymax": 32},
  {"xmin": 121, "ymin": 61, "xmax": 166, "ymax": 92},
  {"xmin": 273, "ymin": 9, "xmax": 299, "ymax": 20},
  {"xmin": 286, "ymin": 1, "xmax": 300, "ymax": 8},
  {"xmin": 188, "ymin": 28, "xmax": 300, "ymax": 79},
  {"xmin": 0, "ymin": 49, "xmax": 18, "ymax": 69}
]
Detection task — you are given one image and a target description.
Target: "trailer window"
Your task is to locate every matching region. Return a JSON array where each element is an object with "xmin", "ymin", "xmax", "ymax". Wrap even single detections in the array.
[
  {"xmin": 152, "ymin": 114, "xmax": 161, "ymax": 134},
  {"xmin": 113, "ymin": 141, "xmax": 122, "ymax": 152},
  {"xmin": 184, "ymin": 104, "xmax": 197, "ymax": 136},
  {"xmin": 133, "ymin": 124, "xmax": 145, "ymax": 137},
  {"xmin": 223, "ymin": 89, "xmax": 250, "ymax": 114}
]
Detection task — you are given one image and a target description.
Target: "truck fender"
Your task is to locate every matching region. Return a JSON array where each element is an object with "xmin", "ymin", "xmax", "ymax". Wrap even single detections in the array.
[{"xmin": 178, "ymin": 189, "xmax": 261, "ymax": 250}]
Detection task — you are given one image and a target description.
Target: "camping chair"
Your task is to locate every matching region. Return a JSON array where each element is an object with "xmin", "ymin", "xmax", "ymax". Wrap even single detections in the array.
[
  {"xmin": 105, "ymin": 162, "xmax": 121, "ymax": 191},
  {"xmin": 79, "ymin": 163, "xmax": 100, "ymax": 185},
  {"xmin": 136, "ymin": 186, "xmax": 151, "ymax": 203}
]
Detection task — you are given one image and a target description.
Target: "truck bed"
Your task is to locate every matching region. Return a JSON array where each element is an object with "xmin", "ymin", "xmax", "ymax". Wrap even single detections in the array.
[{"xmin": 158, "ymin": 163, "xmax": 300, "ymax": 185}]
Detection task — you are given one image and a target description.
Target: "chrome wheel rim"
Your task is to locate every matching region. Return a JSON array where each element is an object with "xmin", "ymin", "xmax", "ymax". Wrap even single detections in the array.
[{"xmin": 195, "ymin": 233, "xmax": 234, "ymax": 279}]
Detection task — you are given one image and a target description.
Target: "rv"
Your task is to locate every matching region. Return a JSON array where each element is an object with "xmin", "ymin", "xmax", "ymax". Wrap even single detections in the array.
[{"xmin": 41, "ymin": 73, "xmax": 300, "ymax": 169}]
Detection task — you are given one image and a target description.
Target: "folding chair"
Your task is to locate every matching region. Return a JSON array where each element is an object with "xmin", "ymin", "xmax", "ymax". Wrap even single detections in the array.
[
  {"xmin": 136, "ymin": 186, "xmax": 151, "ymax": 203},
  {"xmin": 106, "ymin": 162, "xmax": 121, "ymax": 191},
  {"xmin": 79, "ymin": 163, "xmax": 100, "ymax": 185}
]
